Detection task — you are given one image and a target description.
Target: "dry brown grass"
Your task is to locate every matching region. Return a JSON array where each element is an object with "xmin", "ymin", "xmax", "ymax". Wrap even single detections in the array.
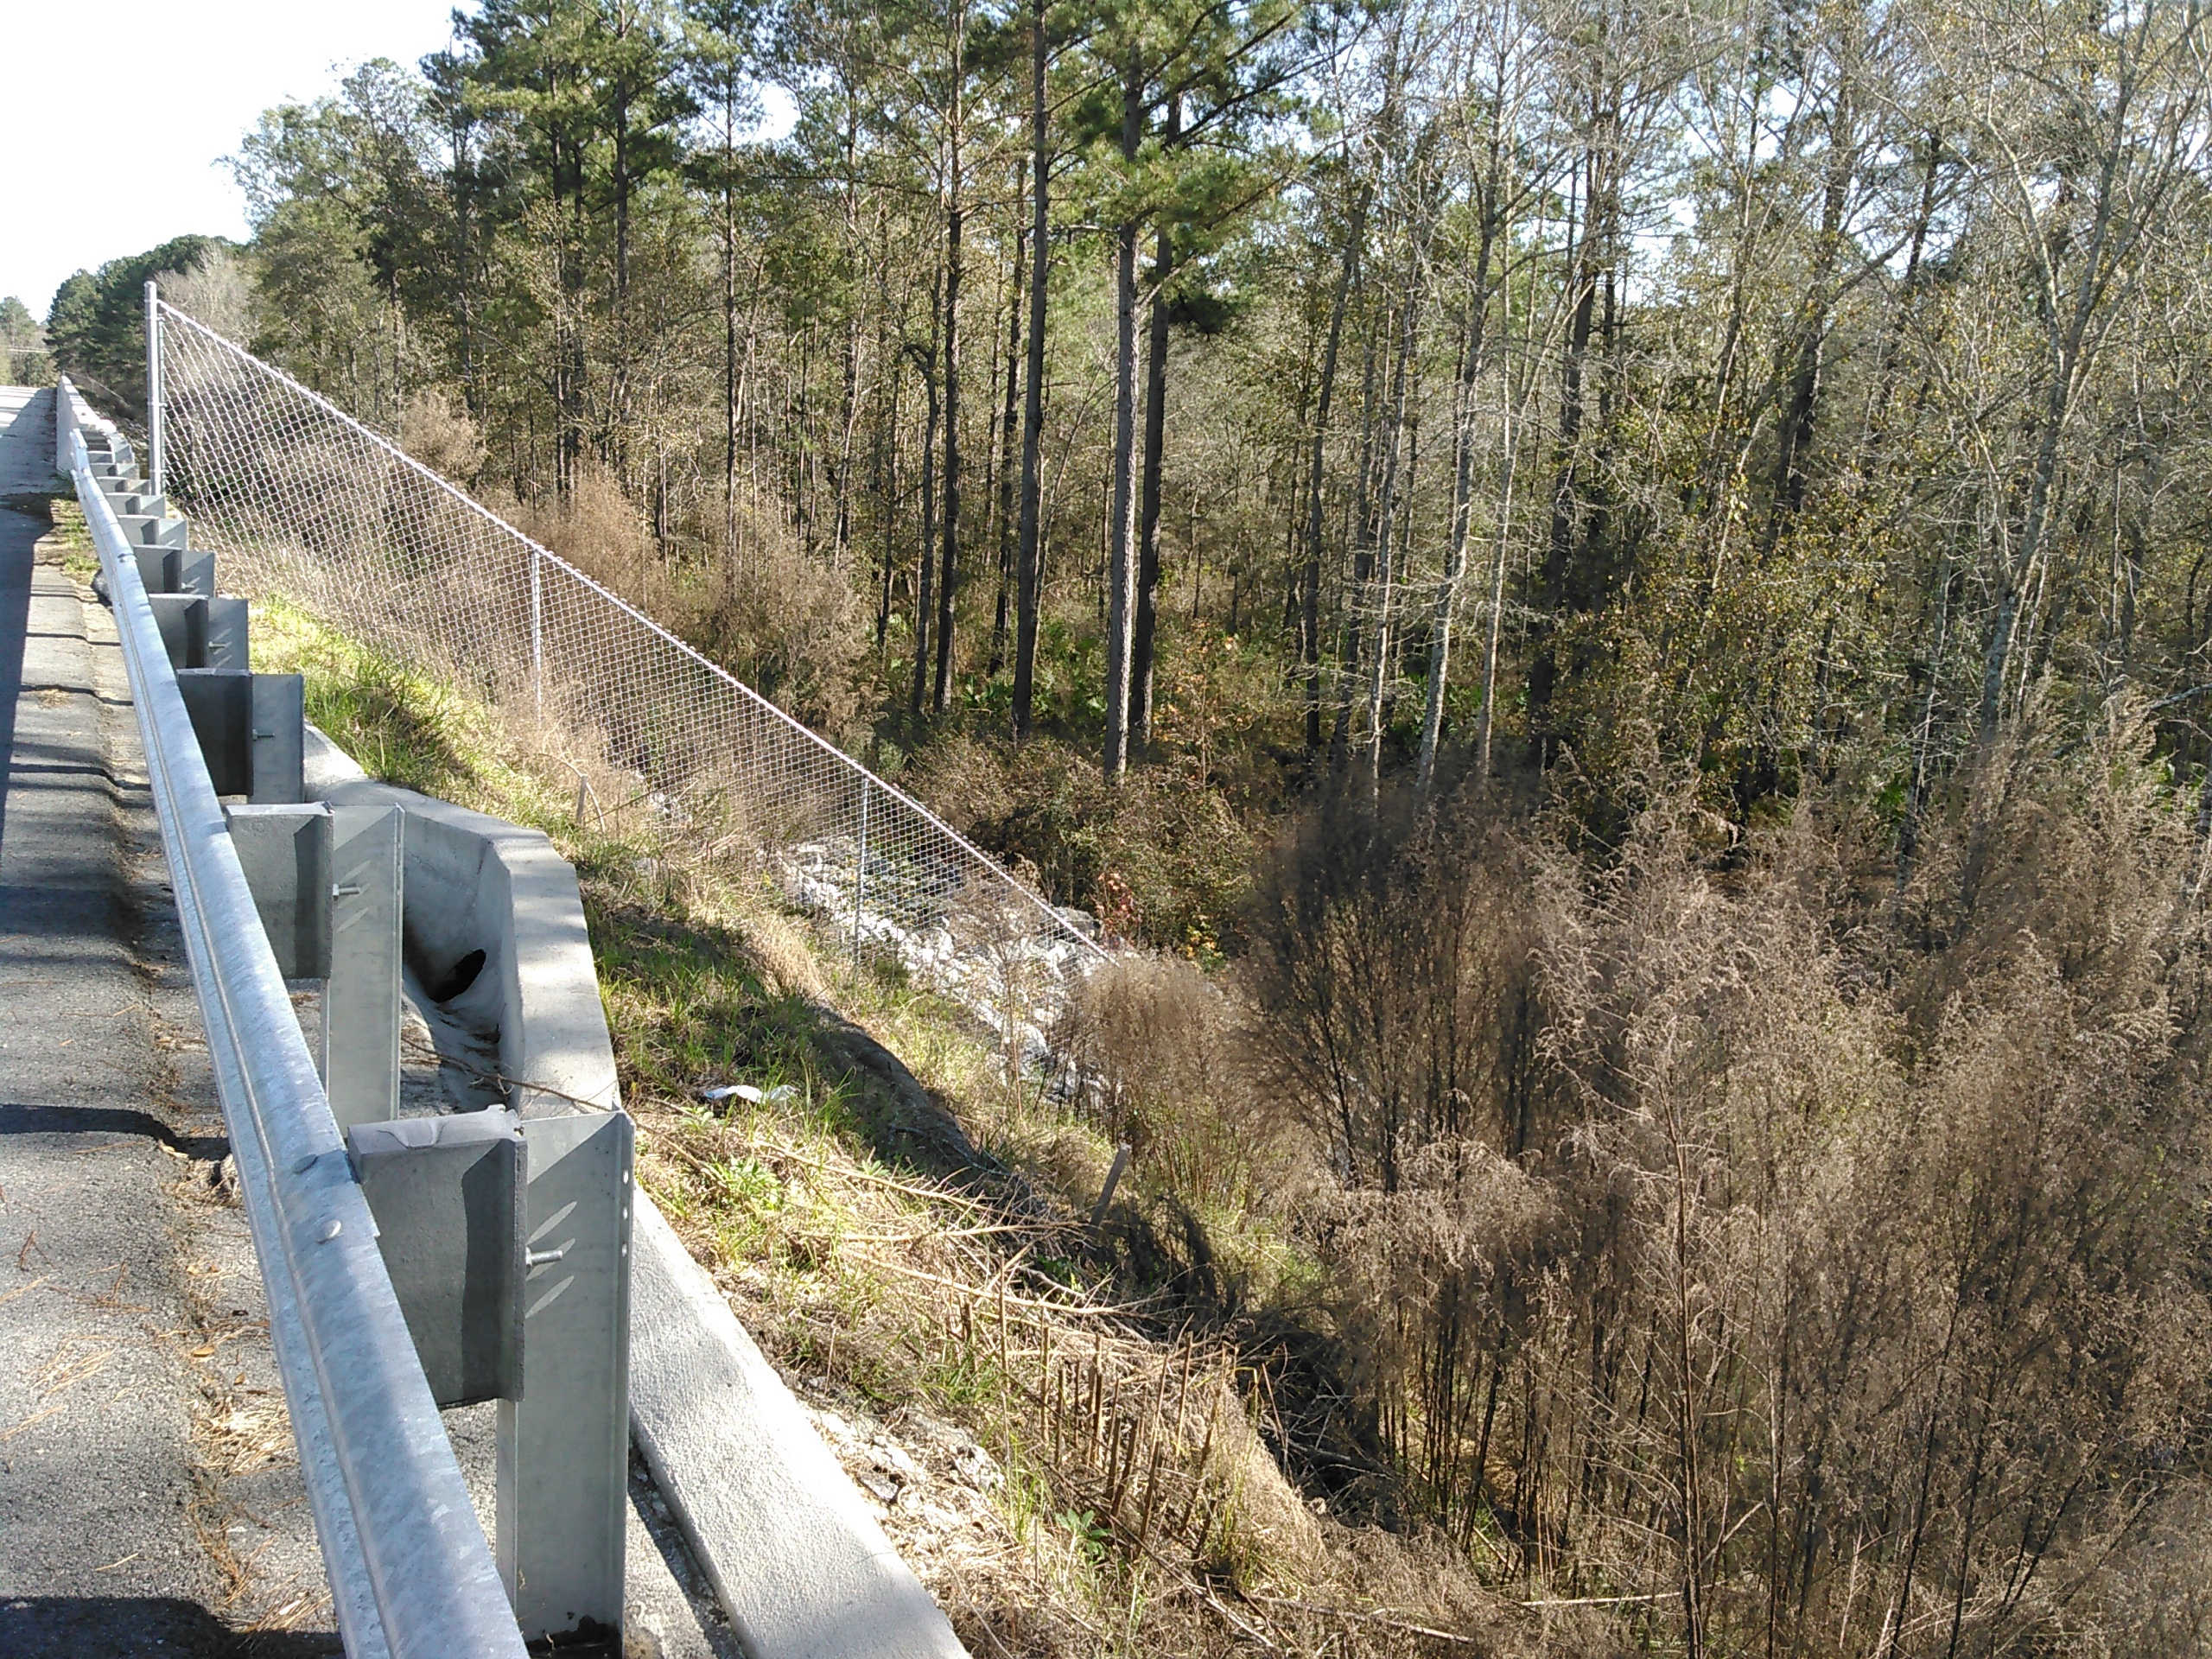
[
  {"xmin": 1210, "ymin": 722, "xmax": 2212, "ymax": 1657},
  {"xmin": 399, "ymin": 387, "xmax": 487, "ymax": 486},
  {"xmin": 496, "ymin": 465, "xmax": 874, "ymax": 741},
  {"xmin": 245, "ymin": 578, "xmax": 1661, "ymax": 1654},
  {"xmin": 635, "ymin": 1082, "xmax": 1548, "ymax": 1656}
]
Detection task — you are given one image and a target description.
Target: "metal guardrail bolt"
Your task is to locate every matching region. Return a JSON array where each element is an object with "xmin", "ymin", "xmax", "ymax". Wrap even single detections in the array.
[{"xmin": 320, "ymin": 1220, "xmax": 344, "ymax": 1242}]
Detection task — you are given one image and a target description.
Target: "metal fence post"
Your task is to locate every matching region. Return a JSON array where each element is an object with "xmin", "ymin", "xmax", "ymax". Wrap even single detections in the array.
[
  {"xmin": 530, "ymin": 548, "xmax": 543, "ymax": 719},
  {"xmin": 145, "ymin": 282, "xmax": 164, "ymax": 496},
  {"xmin": 853, "ymin": 778, "xmax": 869, "ymax": 966}
]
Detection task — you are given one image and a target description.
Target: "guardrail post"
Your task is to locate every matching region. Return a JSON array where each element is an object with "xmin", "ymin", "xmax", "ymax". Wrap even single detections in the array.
[
  {"xmin": 339, "ymin": 1101, "xmax": 632, "ymax": 1645},
  {"xmin": 225, "ymin": 804, "xmax": 335, "ymax": 979},
  {"xmin": 251, "ymin": 676, "xmax": 306, "ymax": 804},
  {"xmin": 324, "ymin": 804, "xmax": 404, "ymax": 1128},
  {"xmin": 500, "ymin": 1109, "xmax": 633, "ymax": 1643},
  {"xmin": 144, "ymin": 595, "xmax": 249, "ymax": 671},
  {"xmin": 148, "ymin": 595, "xmax": 207, "ymax": 671},
  {"xmin": 205, "ymin": 597, "xmax": 248, "ymax": 670},
  {"xmin": 146, "ymin": 281, "xmax": 164, "ymax": 496},
  {"xmin": 96, "ymin": 469, "xmax": 168, "ymax": 523},
  {"xmin": 349, "ymin": 1113, "xmax": 526, "ymax": 1406},
  {"xmin": 116, "ymin": 512, "xmax": 191, "ymax": 552},
  {"xmin": 175, "ymin": 671, "xmax": 306, "ymax": 803},
  {"xmin": 142, "ymin": 547, "xmax": 214, "ymax": 599}
]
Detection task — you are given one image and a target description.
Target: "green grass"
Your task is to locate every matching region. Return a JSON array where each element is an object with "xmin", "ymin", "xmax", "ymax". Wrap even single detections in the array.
[
  {"xmin": 40, "ymin": 499, "xmax": 99, "ymax": 585},
  {"xmin": 251, "ymin": 595, "xmax": 872, "ymax": 1115}
]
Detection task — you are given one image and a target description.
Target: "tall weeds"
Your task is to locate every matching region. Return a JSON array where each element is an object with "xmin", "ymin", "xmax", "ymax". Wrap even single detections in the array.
[{"xmin": 1211, "ymin": 717, "xmax": 2212, "ymax": 1654}]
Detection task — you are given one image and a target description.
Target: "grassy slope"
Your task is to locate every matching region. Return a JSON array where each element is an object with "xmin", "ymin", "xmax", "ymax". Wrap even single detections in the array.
[{"xmin": 248, "ymin": 600, "xmax": 1505, "ymax": 1657}]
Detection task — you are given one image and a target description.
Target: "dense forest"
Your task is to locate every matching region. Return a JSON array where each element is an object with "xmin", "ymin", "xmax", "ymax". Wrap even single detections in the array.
[
  {"xmin": 42, "ymin": 0, "xmax": 2212, "ymax": 888},
  {"xmin": 34, "ymin": 0, "xmax": 2212, "ymax": 1650}
]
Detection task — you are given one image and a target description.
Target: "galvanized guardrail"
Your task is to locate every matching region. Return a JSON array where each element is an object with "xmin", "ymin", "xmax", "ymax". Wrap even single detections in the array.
[{"xmin": 60, "ymin": 378, "xmax": 528, "ymax": 1659}]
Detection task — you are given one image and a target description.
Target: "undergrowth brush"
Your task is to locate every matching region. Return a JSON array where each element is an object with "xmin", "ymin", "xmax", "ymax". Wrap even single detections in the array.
[
  {"xmin": 176, "ymin": 587, "xmax": 2212, "ymax": 1658},
  {"xmin": 249, "ymin": 598, "xmax": 1535, "ymax": 1656}
]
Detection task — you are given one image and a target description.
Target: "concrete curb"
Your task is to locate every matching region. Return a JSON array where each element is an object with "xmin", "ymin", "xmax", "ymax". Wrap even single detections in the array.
[
  {"xmin": 629, "ymin": 1203, "xmax": 968, "ymax": 1659},
  {"xmin": 318, "ymin": 773, "xmax": 620, "ymax": 1117},
  {"xmin": 302, "ymin": 725, "xmax": 969, "ymax": 1659}
]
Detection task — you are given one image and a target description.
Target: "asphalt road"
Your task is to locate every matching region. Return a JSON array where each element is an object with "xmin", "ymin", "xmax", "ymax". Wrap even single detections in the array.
[{"xmin": 0, "ymin": 387, "xmax": 51, "ymax": 501}]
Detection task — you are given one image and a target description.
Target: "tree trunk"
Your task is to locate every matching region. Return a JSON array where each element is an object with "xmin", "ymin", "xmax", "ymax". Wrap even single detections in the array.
[
  {"xmin": 933, "ymin": 33, "xmax": 966, "ymax": 715},
  {"xmin": 910, "ymin": 334, "xmax": 940, "ymax": 718},
  {"xmin": 723, "ymin": 175, "xmax": 739, "ymax": 559},
  {"xmin": 1759, "ymin": 107, "xmax": 1856, "ymax": 565},
  {"xmin": 1128, "ymin": 97, "xmax": 1182, "ymax": 753},
  {"xmin": 835, "ymin": 113, "xmax": 862, "ymax": 565},
  {"xmin": 1976, "ymin": 409, "xmax": 2065, "ymax": 756},
  {"xmin": 1332, "ymin": 308, "xmax": 1383, "ymax": 766},
  {"xmin": 610, "ymin": 84, "xmax": 633, "ymax": 448},
  {"xmin": 1474, "ymin": 402, "xmax": 1517, "ymax": 785},
  {"xmin": 935, "ymin": 143, "xmax": 964, "ymax": 714},
  {"xmin": 875, "ymin": 353, "xmax": 899, "ymax": 654},
  {"xmin": 1012, "ymin": 0, "xmax": 1050, "ymax": 743},
  {"xmin": 556, "ymin": 130, "xmax": 588, "ymax": 497},
  {"xmin": 1302, "ymin": 183, "xmax": 1369, "ymax": 753},
  {"xmin": 1978, "ymin": 112, "xmax": 2128, "ymax": 761},
  {"xmin": 1364, "ymin": 266, "xmax": 1422, "ymax": 789},
  {"xmin": 991, "ymin": 217, "xmax": 1025, "ymax": 677},
  {"xmin": 1103, "ymin": 48, "xmax": 1144, "ymax": 782},
  {"xmin": 1420, "ymin": 204, "xmax": 1500, "ymax": 795},
  {"xmin": 873, "ymin": 207, "xmax": 897, "ymax": 653},
  {"xmin": 1529, "ymin": 137, "xmax": 1605, "ymax": 760},
  {"xmin": 1896, "ymin": 541, "xmax": 1954, "ymax": 891}
]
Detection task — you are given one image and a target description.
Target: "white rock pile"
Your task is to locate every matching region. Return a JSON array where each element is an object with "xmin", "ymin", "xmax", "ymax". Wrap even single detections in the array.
[{"xmin": 771, "ymin": 836, "xmax": 1103, "ymax": 1064}]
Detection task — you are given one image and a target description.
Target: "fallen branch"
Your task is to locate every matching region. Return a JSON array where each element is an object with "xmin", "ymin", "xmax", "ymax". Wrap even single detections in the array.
[
  {"xmin": 1247, "ymin": 1592, "xmax": 1484, "ymax": 1647},
  {"xmin": 842, "ymin": 1251, "xmax": 1154, "ymax": 1322}
]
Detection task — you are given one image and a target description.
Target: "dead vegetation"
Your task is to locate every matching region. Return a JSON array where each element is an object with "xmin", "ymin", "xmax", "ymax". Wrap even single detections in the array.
[
  {"xmin": 264, "ymin": 596, "xmax": 2212, "ymax": 1656},
  {"xmin": 1209, "ymin": 720, "xmax": 2212, "ymax": 1657},
  {"xmin": 486, "ymin": 453, "xmax": 874, "ymax": 744}
]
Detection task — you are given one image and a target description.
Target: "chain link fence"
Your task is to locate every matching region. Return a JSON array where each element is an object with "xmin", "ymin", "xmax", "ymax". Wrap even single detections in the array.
[{"xmin": 156, "ymin": 301, "xmax": 1104, "ymax": 1057}]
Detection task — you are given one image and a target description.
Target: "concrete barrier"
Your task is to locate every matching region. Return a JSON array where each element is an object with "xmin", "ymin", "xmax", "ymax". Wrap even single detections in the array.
[
  {"xmin": 628, "ymin": 1202, "xmax": 967, "ymax": 1659},
  {"xmin": 319, "ymin": 780, "xmax": 619, "ymax": 1120},
  {"xmin": 302, "ymin": 726, "xmax": 969, "ymax": 1659}
]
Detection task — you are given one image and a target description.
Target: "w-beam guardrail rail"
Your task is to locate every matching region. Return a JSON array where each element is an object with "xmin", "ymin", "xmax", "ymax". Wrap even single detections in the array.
[{"xmin": 60, "ymin": 354, "xmax": 632, "ymax": 1657}]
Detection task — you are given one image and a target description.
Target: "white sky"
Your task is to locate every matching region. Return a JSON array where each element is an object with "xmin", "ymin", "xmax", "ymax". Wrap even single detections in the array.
[
  {"xmin": 0, "ymin": 1, "xmax": 474, "ymax": 316},
  {"xmin": 1, "ymin": 4, "xmax": 797, "ymax": 321}
]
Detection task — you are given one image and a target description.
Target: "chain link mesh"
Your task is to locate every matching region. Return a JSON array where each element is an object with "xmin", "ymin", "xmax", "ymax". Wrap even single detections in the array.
[{"xmin": 156, "ymin": 302, "xmax": 1104, "ymax": 1056}]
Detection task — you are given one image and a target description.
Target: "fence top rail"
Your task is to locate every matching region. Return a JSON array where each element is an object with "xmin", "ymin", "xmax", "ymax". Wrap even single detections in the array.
[
  {"xmin": 155, "ymin": 300, "xmax": 1104, "ymax": 966},
  {"xmin": 63, "ymin": 382, "xmax": 527, "ymax": 1659}
]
